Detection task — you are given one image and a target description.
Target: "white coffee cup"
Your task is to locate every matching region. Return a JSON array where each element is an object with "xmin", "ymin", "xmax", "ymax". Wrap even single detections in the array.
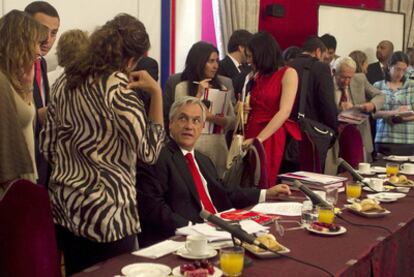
[
  {"xmin": 185, "ymin": 235, "xmax": 208, "ymax": 256},
  {"xmin": 358, "ymin": 163, "xmax": 371, "ymax": 173},
  {"xmin": 401, "ymin": 163, "xmax": 414, "ymax": 174},
  {"xmin": 370, "ymin": 178, "xmax": 384, "ymax": 191}
]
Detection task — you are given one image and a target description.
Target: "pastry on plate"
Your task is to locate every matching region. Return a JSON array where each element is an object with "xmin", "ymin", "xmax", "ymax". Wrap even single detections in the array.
[
  {"xmin": 351, "ymin": 198, "xmax": 385, "ymax": 212},
  {"xmin": 244, "ymin": 234, "xmax": 284, "ymax": 253}
]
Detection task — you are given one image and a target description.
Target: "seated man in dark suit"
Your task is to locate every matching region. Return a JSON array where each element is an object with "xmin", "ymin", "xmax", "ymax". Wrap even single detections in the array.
[{"xmin": 136, "ymin": 96, "xmax": 290, "ymax": 246}]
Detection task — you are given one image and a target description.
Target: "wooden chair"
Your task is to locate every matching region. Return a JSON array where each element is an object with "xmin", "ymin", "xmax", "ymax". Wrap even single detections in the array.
[{"xmin": 0, "ymin": 179, "xmax": 61, "ymax": 277}]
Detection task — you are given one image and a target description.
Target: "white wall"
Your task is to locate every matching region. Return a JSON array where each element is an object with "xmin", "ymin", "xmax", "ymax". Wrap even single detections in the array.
[
  {"xmin": 175, "ymin": 0, "xmax": 202, "ymax": 73},
  {"xmin": 318, "ymin": 5, "xmax": 404, "ymax": 63},
  {"xmin": 1, "ymin": 0, "xmax": 161, "ymax": 71}
]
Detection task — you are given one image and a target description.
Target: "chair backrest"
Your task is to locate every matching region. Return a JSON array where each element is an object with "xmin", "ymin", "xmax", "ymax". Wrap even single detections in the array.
[
  {"xmin": 0, "ymin": 179, "xmax": 61, "ymax": 277},
  {"xmin": 338, "ymin": 124, "xmax": 364, "ymax": 168},
  {"xmin": 299, "ymin": 132, "xmax": 322, "ymax": 173}
]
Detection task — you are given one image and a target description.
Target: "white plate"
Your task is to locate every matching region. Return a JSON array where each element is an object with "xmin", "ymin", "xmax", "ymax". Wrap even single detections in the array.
[
  {"xmin": 384, "ymin": 155, "xmax": 409, "ymax": 162},
  {"xmin": 175, "ymin": 247, "xmax": 217, "ymax": 260},
  {"xmin": 399, "ymin": 170, "xmax": 414, "ymax": 175},
  {"xmin": 344, "ymin": 204, "xmax": 390, "ymax": 218},
  {"xmin": 306, "ymin": 225, "xmax": 347, "ymax": 236},
  {"xmin": 356, "ymin": 170, "xmax": 376, "ymax": 176},
  {"xmin": 367, "ymin": 192, "xmax": 406, "ymax": 202},
  {"xmin": 363, "ymin": 186, "xmax": 389, "ymax": 192},
  {"xmin": 172, "ymin": 266, "xmax": 222, "ymax": 277},
  {"xmin": 371, "ymin": 166, "xmax": 386, "ymax": 173},
  {"xmin": 121, "ymin": 263, "xmax": 171, "ymax": 277}
]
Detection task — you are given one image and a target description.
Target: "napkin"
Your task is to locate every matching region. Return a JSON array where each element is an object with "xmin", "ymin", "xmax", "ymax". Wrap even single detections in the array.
[{"xmin": 132, "ymin": 240, "xmax": 184, "ymax": 259}]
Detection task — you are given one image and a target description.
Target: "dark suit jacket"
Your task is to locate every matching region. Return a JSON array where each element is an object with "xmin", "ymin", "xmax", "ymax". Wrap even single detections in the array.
[
  {"xmin": 33, "ymin": 57, "xmax": 50, "ymax": 186},
  {"xmin": 218, "ymin": 55, "xmax": 239, "ymax": 80},
  {"xmin": 289, "ymin": 54, "xmax": 338, "ymax": 132},
  {"xmin": 366, "ymin": 62, "xmax": 384, "ymax": 85},
  {"xmin": 136, "ymin": 140, "xmax": 260, "ymax": 245},
  {"xmin": 218, "ymin": 55, "xmax": 252, "ymax": 100}
]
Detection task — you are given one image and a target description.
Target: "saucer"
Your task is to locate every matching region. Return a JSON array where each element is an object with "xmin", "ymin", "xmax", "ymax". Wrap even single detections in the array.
[
  {"xmin": 121, "ymin": 263, "xmax": 171, "ymax": 277},
  {"xmin": 356, "ymin": 170, "xmax": 375, "ymax": 176},
  {"xmin": 399, "ymin": 170, "xmax": 414, "ymax": 175},
  {"xmin": 371, "ymin": 166, "xmax": 386, "ymax": 173},
  {"xmin": 384, "ymin": 155, "xmax": 409, "ymax": 162},
  {"xmin": 175, "ymin": 247, "xmax": 217, "ymax": 260}
]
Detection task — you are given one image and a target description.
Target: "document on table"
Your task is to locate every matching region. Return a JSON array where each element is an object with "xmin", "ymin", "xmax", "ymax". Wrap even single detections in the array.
[
  {"xmin": 251, "ymin": 202, "xmax": 303, "ymax": 217},
  {"xmin": 132, "ymin": 240, "xmax": 184, "ymax": 259}
]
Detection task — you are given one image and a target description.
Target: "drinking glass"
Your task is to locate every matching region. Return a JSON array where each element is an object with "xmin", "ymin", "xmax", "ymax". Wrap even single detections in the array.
[
  {"xmin": 317, "ymin": 205, "xmax": 335, "ymax": 224},
  {"xmin": 326, "ymin": 187, "xmax": 339, "ymax": 206},
  {"xmin": 220, "ymin": 246, "xmax": 244, "ymax": 277},
  {"xmin": 346, "ymin": 182, "xmax": 362, "ymax": 202},
  {"xmin": 386, "ymin": 163, "xmax": 399, "ymax": 177}
]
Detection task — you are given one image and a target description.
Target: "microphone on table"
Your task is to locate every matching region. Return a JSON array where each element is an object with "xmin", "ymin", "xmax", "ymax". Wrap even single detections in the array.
[
  {"xmin": 337, "ymin": 158, "xmax": 378, "ymax": 191},
  {"xmin": 199, "ymin": 210, "xmax": 271, "ymax": 252},
  {"xmin": 293, "ymin": 180, "xmax": 332, "ymax": 208}
]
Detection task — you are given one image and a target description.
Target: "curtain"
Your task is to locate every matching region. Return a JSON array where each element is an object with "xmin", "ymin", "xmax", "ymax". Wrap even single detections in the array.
[
  {"xmin": 385, "ymin": 0, "xmax": 414, "ymax": 49},
  {"xmin": 212, "ymin": 0, "xmax": 260, "ymax": 59}
]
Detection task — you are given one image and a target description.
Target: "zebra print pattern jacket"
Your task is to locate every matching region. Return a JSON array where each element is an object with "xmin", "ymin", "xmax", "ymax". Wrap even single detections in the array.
[{"xmin": 40, "ymin": 72, "xmax": 165, "ymax": 242}]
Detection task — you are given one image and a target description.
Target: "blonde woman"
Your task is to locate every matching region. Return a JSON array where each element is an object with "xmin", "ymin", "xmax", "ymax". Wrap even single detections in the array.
[{"xmin": 0, "ymin": 10, "xmax": 47, "ymax": 185}]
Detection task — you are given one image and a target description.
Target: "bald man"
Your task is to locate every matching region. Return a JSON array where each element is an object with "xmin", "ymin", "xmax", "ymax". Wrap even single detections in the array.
[{"xmin": 366, "ymin": 40, "xmax": 394, "ymax": 84}]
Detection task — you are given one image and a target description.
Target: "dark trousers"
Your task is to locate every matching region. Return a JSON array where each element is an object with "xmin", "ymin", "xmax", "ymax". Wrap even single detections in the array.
[{"xmin": 55, "ymin": 225, "xmax": 137, "ymax": 276}]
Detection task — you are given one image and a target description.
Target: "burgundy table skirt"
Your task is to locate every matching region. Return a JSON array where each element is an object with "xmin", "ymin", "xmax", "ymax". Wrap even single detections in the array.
[{"xmin": 74, "ymin": 185, "xmax": 414, "ymax": 277}]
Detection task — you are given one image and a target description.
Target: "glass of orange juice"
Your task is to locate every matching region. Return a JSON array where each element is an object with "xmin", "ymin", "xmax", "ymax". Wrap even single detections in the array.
[
  {"xmin": 386, "ymin": 163, "xmax": 399, "ymax": 177},
  {"xmin": 220, "ymin": 246, "xmax": 244, "ymax": 276},
  {"xmin": 346, "ymin": 182, "xmax": 362, "ymax": 202},
  {"xmin": 317, "ymin": 205, "xmax": 335, "ymax": 224}
]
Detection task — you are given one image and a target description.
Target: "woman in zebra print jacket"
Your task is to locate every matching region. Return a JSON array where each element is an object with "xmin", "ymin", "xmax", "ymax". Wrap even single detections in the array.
[{"xmin": 40, "ymin": 14, "xmax": 165, "ymax": 275}]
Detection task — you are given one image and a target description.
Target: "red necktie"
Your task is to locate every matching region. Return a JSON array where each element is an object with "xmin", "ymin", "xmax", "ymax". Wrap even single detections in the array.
[
  {"xmin": 185, "ymin": 153, "xmax": 217, "ymax": 214},
  {"xmin": 340, "ymin": 87, "xmax": 348, "ymax": 103},
  {"xmin": 35, "ymin": 59, "xmax": 44, "ymax": 105}
]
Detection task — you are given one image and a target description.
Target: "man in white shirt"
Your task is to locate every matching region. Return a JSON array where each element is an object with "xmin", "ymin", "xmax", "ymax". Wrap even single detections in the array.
[{"xmin": 136, "ymin": 96, "xmax": 290, "ymax": 245}]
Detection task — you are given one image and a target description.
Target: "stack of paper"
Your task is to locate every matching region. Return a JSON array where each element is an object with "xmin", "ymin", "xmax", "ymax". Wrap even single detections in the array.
[
  {"xmin": 250, "ymin": 202, "xmax": 303, "ymax": 217},
  {"xmin": 278, "ymin": 171, "xmax": 346, "ymax": 191},
  {"xmin": 338, "ymin": 107, "xmax": 369, "ymax": 125}
]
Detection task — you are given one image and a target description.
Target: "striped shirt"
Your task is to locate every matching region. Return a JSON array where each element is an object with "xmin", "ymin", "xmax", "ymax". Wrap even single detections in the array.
[
  {"xmin": 374, "ymin": 79, "xmax": 414, "ymax": 144},
  {"xmin": 40, "ymin": 72, "xmax": 165, "ymax": 242}
]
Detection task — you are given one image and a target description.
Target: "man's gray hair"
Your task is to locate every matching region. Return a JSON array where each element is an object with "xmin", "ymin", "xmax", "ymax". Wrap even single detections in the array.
[
  {"xmin": 333, "ymin": 56, "xmax": 357, "ymax": 74},
  {"xmin": 169, "ymin": 96, "xmax": 206, "ymax": 122}
]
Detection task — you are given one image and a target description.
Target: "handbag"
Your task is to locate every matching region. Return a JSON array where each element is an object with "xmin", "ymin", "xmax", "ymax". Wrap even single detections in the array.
[{"xmin": 226, "ymin": 102, "xmax": 245, "ymax": 169}]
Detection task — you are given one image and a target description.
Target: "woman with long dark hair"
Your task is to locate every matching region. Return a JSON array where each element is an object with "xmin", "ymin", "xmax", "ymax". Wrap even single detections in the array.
[
  {"xmin": 374, "ymin": 51, "xmax": 414, "ymax": 155},
  {"xmin": 173, "ymin": 41, "xmax": 235, "ymax": 177},
  {"xmin": 244, "ymin": 32, "xmax": 299, "ymax": 186},
  {"xmin": 40, "ymin": 14, "xmax": 165, "ymax": 274}
]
